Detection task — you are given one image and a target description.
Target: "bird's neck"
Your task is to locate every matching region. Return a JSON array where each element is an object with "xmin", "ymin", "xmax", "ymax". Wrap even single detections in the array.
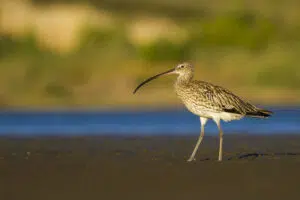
[{"xmin": 176, "ymin": 73, "xmax": 193, "ymax": 84}]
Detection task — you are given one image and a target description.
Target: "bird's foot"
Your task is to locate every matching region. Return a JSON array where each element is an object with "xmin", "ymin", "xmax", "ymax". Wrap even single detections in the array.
[
  {"xmin": 187, "ymin": 157, "xmax": 196, "ymax": 162},
  {"xmin": 218, "ymin": 156, "xmax": 222, "ymax": 162}
]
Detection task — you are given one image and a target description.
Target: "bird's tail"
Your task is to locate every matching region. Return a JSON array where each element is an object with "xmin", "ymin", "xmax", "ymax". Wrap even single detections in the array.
[{"xmin": 246, "ymin": 109, "xmax": 273, "ymax": 118}]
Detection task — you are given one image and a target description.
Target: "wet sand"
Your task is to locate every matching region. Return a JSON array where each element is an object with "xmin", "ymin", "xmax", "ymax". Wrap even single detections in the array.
[{"xmin": 1, "ymin": 134, "xmax": 300, "ymax": 200}]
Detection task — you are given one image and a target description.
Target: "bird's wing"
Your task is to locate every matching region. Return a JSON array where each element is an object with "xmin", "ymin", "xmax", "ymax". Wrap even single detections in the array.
[{"xmin": 192, "ymin": 81, "xmax": 258, "ymax": 115}]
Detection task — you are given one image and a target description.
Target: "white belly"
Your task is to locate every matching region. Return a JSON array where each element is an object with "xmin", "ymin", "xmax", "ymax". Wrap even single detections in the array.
[{"xmin": 183, "ymin": 100, "xmax": 243, "ymax": 122}]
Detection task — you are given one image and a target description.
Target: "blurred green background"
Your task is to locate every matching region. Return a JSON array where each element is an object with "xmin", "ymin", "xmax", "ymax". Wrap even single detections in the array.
[{"xmin": 0, "ymin": 0, "xmax": 299, "ymax": 109}]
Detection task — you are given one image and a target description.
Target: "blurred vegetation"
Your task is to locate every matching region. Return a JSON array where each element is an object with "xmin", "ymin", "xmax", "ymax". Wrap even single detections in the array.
[{"xmin": 0, "ymin": 0, "xmax": 299, "ymax": 108}]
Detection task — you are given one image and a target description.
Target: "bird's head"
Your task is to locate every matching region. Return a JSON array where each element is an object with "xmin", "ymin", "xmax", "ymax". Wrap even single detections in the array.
[
  {"xmin": 174, "ymin": 62, "xmax": 194, "ymax": 76},
  {"xmin": 133, "ymin": 62, "xmax": 194, "ymax": 94}
]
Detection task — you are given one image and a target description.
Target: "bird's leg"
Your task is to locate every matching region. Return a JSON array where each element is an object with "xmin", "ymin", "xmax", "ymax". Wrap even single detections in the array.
[
  {"xmin": 215, "ymin": 119, "xmax": 224, "ymax": 162},
  {"xmin": 187, "ymin": 117, "xmax": 208, "ymax": 162}
]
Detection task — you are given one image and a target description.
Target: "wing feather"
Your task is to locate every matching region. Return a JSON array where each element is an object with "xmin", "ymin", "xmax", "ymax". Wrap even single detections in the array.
[{"xmin": 191, "ymin": 81, "xmax": 258, "ymax": 115}]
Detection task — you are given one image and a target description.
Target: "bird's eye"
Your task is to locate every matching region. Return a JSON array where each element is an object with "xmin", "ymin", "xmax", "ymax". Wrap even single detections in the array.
[{"xmin": 180, "ymin": 65, "xmax": 184, "ymax": 68}]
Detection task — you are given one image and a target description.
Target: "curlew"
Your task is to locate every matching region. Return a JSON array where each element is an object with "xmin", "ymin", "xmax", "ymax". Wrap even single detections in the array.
[{"xmin": 133, "ymin": 62, "xmax": 272, "ymax": 162}]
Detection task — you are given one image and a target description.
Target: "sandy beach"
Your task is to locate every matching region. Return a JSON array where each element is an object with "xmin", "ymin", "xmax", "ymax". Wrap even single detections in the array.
[{"xmin": 1, "ymin": 134, "xmax": 300, "ymax": 200}]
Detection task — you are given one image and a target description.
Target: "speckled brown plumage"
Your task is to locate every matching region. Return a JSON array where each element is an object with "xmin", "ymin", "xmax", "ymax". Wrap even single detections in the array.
[{"xmin": 175, "ymin": 79, "xmax": 271, "ymax": 120}]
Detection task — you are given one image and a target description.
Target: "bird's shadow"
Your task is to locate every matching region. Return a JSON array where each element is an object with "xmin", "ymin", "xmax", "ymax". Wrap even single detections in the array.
[
  {"xmin": 228, "ymin": 152, "xmax": 300, "ymax": 160},
  {"xmin": 198, "ymin": 152, "xmax": 300, "ymax": 161}
]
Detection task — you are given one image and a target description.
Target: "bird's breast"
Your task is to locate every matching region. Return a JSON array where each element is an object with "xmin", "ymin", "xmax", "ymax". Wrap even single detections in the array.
[{"xmin": 174, "ymin": 83, "xmax": 209, "ymax": 115}]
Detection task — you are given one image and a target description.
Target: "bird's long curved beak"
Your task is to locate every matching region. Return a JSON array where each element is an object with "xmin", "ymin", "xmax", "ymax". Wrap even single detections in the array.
[{"xmin": 133, "ymin": 68, "xmax": 175, "ymax": 94}]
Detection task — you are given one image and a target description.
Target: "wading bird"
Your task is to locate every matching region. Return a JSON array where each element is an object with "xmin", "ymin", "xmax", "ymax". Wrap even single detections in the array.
[{"xmin": 133, "ymin": 63, "xmax": 272, "ymax": 162}]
